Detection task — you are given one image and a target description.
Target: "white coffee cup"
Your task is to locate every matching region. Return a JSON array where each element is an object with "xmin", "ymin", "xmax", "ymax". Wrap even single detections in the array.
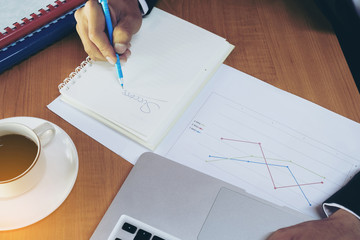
[{"xmin": 0, "ymin": 122, "xmax": 55, "ymax": 198}]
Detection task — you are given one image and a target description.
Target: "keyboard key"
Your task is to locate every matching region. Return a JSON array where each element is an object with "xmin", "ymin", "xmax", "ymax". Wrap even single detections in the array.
[
  {"xmin": 134, "ymin": 229, "xmax": 152, "ymax": 240},
  {"xmin": 152, "ymin": 236, "xmax": 165, "ymax": 240},
  {"xmin": 122, "ymin": 222, "xmax": 137, "ymax": 234}
]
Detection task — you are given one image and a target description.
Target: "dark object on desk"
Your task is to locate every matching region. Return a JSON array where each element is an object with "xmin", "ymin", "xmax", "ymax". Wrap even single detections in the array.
[
  {"xmin": 0, "ymin": 5, "xmax": 84, "ymax": 74},
  {"xmin": 325, "ymin": 172, "xmax": 360, "ymax": 217},
  {"xmin": 315, "ymin": 0, "xmax": 360, "ymax": 93}
]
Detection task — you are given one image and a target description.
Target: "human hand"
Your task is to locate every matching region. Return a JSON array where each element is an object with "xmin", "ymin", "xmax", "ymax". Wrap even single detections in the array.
[
  {"xmin": 74, "ymin": 0, "xmax": 142, "ymax": 64},
  {"xmin": 267, "ymin": 209, "xmax": 360, "ymax": 240}
]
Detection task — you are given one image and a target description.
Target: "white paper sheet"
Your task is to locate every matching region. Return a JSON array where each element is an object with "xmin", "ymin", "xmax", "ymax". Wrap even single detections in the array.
[{"xmin": 48, "ymin": 64, "xmax": 360, "ymax": 217}]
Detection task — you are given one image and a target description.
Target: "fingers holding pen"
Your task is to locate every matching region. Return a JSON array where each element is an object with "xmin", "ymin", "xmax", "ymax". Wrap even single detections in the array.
[
  {"xmin": 75, "ymin": 0, "xmax": 142, "ymax": 64},
  {"xmin": 75, "ymin": 0, "xmax": 117, "ymax": 64},
  {"xmin": 112, "ymin": 0, "xmax": 142, "ymax": 61}
]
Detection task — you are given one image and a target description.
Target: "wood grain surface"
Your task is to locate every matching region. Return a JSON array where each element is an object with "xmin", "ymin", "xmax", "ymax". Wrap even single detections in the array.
[{"xmin": 0, "ymin": 0, "xmax": 359, "ymax": 239}]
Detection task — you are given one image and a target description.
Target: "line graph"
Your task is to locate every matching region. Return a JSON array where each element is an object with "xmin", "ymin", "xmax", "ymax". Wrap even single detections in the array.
[
  {"xmin": 208, "ymin": 137, "xmax": 325, "ymax": 206},
  {"xmin": 207, "ymin": 154, "xmax": 326, "ymax": 179},
  {"xmin": 166, "ymin": 92, "xmax": 359, "ymax": 217}
]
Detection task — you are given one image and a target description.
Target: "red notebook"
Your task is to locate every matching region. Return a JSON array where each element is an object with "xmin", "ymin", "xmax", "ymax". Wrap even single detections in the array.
[{"xmin": 0, "ymin": 0, "xmax": 85, "ymax": 49}]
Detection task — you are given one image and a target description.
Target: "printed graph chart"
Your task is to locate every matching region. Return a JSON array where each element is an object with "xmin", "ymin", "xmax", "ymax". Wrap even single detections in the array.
[
  {"xmin": 166, "ymin": 93, "xmax": 359, "ymax": 217},
  {"xmin": 208, "ymin": 138, "xmax": 325, "ymax": 206}
]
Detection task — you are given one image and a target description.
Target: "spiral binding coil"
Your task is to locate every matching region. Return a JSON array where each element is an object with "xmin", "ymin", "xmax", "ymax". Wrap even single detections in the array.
[
  {"xmin": 58, "ymin": 56, "xmax": 92, "ymax": 90},
  {"xmin": 0, "ymin": 0, "xmax": 86, "ymax": 50},
  {"xmin": 0, "ymin": 0, "xmax": 65, "ymax": 36}
]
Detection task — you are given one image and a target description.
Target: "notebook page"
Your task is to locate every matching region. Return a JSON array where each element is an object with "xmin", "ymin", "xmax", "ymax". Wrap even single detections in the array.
[{"xmin": 59, "ymin": 8, "xmax": 234, "ymax": 149}]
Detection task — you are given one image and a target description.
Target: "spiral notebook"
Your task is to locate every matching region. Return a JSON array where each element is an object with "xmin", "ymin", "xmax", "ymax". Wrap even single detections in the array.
[{"xmin": 58, "ymin": 8, "xmax": 234, "ymax": 150}]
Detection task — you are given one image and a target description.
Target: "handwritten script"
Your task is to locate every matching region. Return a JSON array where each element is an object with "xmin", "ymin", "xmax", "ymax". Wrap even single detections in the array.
[{"xmin": 122, "ymin": 90, "xmax": 166, "ymax": 114}]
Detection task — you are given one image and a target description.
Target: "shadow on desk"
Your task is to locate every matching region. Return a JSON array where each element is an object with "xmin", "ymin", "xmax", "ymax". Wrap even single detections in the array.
[
  {"xmin": 315, "ymin": 0, "xmax": 360, "ymax": 93},
  {"xmin": 259, "ymin": 0, "xmax": 359, "ymax": 93}
]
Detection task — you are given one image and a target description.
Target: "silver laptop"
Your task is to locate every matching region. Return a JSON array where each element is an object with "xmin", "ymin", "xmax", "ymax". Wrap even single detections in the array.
[{"xmin": 90, "ymin": 152, "xmax": 314, "ymax": 240}]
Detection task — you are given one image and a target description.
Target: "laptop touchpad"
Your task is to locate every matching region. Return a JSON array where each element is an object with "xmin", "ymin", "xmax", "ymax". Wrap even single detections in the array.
[{"xmin": 198, "ymin": 188, "xmax": 311, "ymax": 240}]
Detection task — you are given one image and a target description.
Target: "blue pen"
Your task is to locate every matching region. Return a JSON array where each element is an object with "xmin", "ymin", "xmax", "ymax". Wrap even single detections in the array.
[{"xmin": 98, "ymin": 0, "xmax": 124, "ymax": 88}]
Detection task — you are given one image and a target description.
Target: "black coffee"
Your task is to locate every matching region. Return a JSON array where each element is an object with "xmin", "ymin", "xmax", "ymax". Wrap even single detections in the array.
[{"xmin": 0, "ymin": 134, "xmax": 38, "ymax": 181}]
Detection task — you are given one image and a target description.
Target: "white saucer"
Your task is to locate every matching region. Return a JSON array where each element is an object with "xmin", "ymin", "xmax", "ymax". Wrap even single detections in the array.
[{"xmin": 0, "ymin": 116, "xmax": 79, "ymax": 230}]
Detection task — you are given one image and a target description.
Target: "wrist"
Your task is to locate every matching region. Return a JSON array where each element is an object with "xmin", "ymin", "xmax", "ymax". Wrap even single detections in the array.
[{"xmin": 330, "ymin": 209, "xmax": 360, "ymax": 226}]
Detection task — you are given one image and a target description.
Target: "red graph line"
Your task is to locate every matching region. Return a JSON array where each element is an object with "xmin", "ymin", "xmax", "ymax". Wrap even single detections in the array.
[
  {"xmin": 259, "ymin": 143, "xmax": 277, "ymax": 189},
  {"xmin": 216, "ymin": 137, "xmax": 326, "ymax": 206},
  {"xmin": 221, "ymin": 138, "xmax": 258, "ymax": 145},
  {"xmin": 220, "ymin": 137, "xmax": 322, "ymax": 190},
  {"xmin": 221, "ymin": 137, "xmax": 277, "ymax": 189}
]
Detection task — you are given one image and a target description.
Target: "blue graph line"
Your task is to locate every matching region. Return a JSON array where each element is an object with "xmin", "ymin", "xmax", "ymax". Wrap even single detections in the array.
[
  {"xmin": 208, "ymin": 155, "xmax": 312, "ymax": 206},
  {"xmin": 287, "ymin": 167, "xmax": 311, "ymax": 206},
  {"xmin": 209, "ymin": 155, "xmax": 287, "ymax": 168}
]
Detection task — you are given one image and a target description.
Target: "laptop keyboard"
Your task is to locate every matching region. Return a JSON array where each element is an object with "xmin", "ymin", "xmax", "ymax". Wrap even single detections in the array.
[
  {"xmin": 109, "ymin": 215, "xmax": 180, "ymax": 240},
  {"xmin": 116, "ymin": 222, "xmax": 163, "ymax": 240}
]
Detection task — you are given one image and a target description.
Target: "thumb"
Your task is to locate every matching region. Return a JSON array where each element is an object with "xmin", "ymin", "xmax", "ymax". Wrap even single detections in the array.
[
  {"xmin": 112, "ymin": 14, "xmax": 142, "ymax": 54},
  {"xmin": 113, "ymin": 26, "xmax": 132, "ymax": 54}
]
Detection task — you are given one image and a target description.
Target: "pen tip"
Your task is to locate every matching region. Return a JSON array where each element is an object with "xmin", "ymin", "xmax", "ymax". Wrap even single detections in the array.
[{"xmin": 118, "ymin": 77, "xmax": 124, "ymax": 89}]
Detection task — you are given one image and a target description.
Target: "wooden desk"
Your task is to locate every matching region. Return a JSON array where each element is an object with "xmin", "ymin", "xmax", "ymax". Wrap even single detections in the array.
[{"xmin": 1, "ymin": 0, "xmax": 359, "ymax": 239}]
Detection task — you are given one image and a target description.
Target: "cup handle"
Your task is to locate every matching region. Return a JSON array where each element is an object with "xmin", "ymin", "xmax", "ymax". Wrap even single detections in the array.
[{"xmin": 33, "ymin": 122, "xmax": 56, "ymax": 147}]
